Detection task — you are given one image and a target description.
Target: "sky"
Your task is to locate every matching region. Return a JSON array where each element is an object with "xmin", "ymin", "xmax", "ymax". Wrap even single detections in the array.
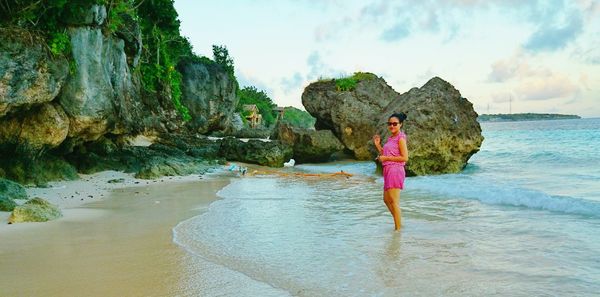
[{"xmin": 174, "ymin": 0, "xmax": 600, "ymax": 117}]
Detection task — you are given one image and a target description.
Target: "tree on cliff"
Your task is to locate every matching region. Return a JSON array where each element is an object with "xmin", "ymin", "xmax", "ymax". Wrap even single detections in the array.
[
  {"xmin": 0, "ymin": 0, "xmax": 197, "ymax": 121},
  {"xmin": 213, "ymin": 45, "xmax": 234, "ymax": 78},
  {"xmin": 137, "ymin": 0, "xmax": 194, "ymax": 121},
  {"xmin": 281, "ymin": 107, "xmax": 316, "ymax": 129}
]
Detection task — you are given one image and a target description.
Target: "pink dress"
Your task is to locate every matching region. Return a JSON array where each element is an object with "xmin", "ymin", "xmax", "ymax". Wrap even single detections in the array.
[{"xmin": 382, "ymin": 132, "xmax": 406, "ymax": 190}]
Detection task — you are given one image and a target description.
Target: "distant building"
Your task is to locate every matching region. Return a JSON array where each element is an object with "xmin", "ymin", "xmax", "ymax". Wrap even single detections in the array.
[{"xmin": 243, "ymin": 104, "xmax": 262, "ymax": 128}]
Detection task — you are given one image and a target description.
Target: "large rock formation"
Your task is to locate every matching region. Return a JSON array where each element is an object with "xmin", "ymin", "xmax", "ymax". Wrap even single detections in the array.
[
  {"xmin": 220, "ymin": 138, "xmax": 293, "ymax": 167},
  {"xmin": 0, "ymin": 103, "xmax": 70, "ymax": 149},
  {"xmin": 1, "ymin": 1, "xmax": 307, "ymax": 189},
  {"xmin": 302, "ymin": 74, "xmax": 397, "ymax": 160},
  {"xmin": 0, "ymin": 31, "xmax": 69, "ymax": 117},
  {"xmin": 65, "ymin": 135, "xmax": 222, "ymax": 180},
  {"xmin": 272, "ymin": 123, "xmax": 344, "ymax": 163},
  {"xmin": 302, "ymin": 75, "xmax": 483, "ymax": 175},
  {"xmin": 0, "ymin": 5, "xmax": 177, "ymax": 185},
  {"xmin": 178, "ymin": 60, "xmax": 238, "ymax": 134},
  {"xmin": 58, "ymin": 27, "xmax": 144, "ymax": 141},
  {"xmin": 375, "ymin": 77, "xmax": 483, "ymax": 175}
]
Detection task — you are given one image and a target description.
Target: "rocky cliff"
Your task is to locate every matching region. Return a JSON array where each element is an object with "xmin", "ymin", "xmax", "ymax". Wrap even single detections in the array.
[
  {"xmin": 0, "ymin": 3, "xmax": 239, "ymax": 185},
  {"xmin": 178, "ymin": 59, "xmax": 239, "ymax": 134}
]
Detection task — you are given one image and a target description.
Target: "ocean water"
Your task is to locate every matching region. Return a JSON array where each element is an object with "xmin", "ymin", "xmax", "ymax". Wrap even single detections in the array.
[{"xmin": 174, "ymin": 118, "xmax": 600, "ymax": 296}]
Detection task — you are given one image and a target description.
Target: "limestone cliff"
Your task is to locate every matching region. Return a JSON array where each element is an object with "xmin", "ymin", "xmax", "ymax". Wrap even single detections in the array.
[
  {"xmin": 0, "ymin": 3, "xmax": 238, "ymax": 184},
  {"xmin": 178, "ymin": 59, "xmax": 239, "ymax": 134}
]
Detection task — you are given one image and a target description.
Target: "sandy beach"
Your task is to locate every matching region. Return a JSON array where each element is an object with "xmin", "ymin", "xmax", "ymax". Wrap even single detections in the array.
[{"xmin": 0, "ymin": 171, "xmax": 232, "ymax": 296}]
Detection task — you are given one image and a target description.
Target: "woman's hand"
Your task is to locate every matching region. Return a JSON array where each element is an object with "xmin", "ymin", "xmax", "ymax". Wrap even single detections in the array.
[
  {"xmin": 373, "ymin": 134, "xmax": 381, "ymax": 146},
  {"xmin": 376, "ymin": 155, "xmax": 387, "ymax": 162}
]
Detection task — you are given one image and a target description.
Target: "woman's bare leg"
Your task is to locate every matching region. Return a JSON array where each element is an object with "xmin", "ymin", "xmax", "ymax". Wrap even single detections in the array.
[
  {"xmin": 383, "ymin": 189, "xmax": 400, "ymax": 230},
  {"xmin": 383, "ymin": 190, "xmax": 393, "ymax": 214},
  {"xmin": 388, "ymin": 189, "xmax": 401, "ymax": 230}
]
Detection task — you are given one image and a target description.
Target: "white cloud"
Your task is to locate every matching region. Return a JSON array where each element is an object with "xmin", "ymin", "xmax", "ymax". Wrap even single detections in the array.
[
  {"xmin": 487, "ymin": 50, "xmax": 539, "ymax": 82},
  {"xmin": 516, "ymin": 74, "xmax": 579, "ymax": 101}
]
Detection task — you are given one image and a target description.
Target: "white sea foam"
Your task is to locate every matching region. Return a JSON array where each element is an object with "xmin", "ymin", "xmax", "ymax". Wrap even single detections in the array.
[{"xmin": 408, "ymin": 175, "xmax": 600, "ymax": 217}]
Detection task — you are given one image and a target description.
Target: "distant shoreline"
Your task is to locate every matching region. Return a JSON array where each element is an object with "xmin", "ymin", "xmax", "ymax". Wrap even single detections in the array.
[{"xmin": 478, "ymin": 113, "xmax": 581, "ymax": 122}]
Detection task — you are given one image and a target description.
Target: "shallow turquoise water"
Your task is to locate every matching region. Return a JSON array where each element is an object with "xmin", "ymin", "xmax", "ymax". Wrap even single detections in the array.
[{"xmin": 174, "ymin": 118, "xmax": 600, "ymax": 296}]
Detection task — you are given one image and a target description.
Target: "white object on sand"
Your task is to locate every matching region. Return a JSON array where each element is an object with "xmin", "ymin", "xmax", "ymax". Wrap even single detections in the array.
[{"xmin": 283, "ymin": 159, "xmax": 296, "ymax": 167}]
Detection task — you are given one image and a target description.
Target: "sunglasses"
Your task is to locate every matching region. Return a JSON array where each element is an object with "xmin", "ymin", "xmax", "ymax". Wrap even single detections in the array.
[{"xmin": 387, "ymin": 122, "xmax": 400, "ymax": 127}]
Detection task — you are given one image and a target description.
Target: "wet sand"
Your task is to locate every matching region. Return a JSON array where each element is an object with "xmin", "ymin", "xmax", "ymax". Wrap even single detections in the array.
[{"xmin": 0, "ymin": 176, "xmax": 231, "ymax": 296}]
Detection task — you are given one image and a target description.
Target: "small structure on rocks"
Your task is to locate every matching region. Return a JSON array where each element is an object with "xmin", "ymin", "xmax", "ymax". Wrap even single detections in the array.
[{"xmin": 243, "ymin": 104, "xmax": 262, "ymax": 128}]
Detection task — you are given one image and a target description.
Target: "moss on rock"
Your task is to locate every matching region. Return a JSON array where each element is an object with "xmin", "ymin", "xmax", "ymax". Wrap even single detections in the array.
[{"xmin": 8, "ymin": 197, "xmax": 62, "ymax": 223}]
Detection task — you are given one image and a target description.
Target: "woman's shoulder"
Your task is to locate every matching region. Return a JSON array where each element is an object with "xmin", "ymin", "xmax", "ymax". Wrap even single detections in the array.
[{"xmin": 398, "ymin": 131, "xmax": 407, "ymax": 140}]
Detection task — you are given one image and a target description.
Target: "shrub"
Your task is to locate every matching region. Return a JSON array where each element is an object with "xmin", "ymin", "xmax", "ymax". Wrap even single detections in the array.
[{"xmin": 334, "ymin": 72, "xmax": 378, "ymax": 91}]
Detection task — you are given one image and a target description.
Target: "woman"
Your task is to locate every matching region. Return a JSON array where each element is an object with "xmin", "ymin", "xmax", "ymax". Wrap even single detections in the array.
[{"xmin": 373, "ymin": 112, "xmax": 408, "ymax": 231}]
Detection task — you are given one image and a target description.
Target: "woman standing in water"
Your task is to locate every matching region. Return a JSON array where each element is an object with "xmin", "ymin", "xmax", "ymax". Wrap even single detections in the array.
[{"xmin": 373, "ymin": 112, "xmax": 409, "ymax": 231}]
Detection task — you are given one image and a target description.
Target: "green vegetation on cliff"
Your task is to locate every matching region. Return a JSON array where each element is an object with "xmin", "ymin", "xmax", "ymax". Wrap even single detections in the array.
[
  {"xmin": 478, "ymin": 113, "xmax": 581, "ymax": 122},
  {"xmin": 0, "ymin": 0, "xmax": 229, "ymax": 122},
  {"xmin": 136, "ymin": 0, "xmax": 194, "ymax": 121}
]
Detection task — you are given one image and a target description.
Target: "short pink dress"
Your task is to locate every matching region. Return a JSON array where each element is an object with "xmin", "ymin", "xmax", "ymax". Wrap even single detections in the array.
[{"xmin": 382, "ymin": 132, "xmax": 406, "ymax": 190}]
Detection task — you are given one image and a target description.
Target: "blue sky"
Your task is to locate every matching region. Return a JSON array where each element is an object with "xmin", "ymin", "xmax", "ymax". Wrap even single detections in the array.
[{"xmin": 175, "ymin": 0, "xmax": 600, "ymax": 117}]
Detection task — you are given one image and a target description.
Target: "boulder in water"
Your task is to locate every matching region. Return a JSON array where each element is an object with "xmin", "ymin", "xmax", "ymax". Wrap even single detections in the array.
[
  {"xmin": 302, "ymin": 73, "xmax": 483, "ymax": 175},
  {"xmin": 301, "ymin": 73, "xmax": 397, "ymax": 160},
  {"xmin": 375, "ymin": 77, "xmax": 484, "ymax": 175}
]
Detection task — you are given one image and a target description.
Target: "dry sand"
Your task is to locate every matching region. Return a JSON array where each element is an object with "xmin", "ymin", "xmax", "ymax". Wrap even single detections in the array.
[{"xmin": 0, "ymin": 171, "xmax": 230, "ymax": 296}]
